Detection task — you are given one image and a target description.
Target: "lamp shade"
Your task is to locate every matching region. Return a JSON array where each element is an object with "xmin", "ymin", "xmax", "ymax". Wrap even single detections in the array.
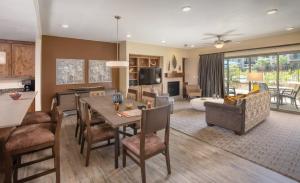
[
  {"xmin": 106, "ymin": 61, "xmax": 129, "ymax": 68},
  {"xmin": 0, "ymin": 51, "xmax": 6, "ymax": 64},
  {"xmin": 247, "ymin": 72, "xmax": 263, "ymax": 82}
]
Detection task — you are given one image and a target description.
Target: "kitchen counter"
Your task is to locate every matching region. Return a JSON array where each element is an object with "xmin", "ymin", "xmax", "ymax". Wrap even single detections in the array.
[{"xmin": 0, "ymin": 91, "xmax": 36, "ymax": 128}]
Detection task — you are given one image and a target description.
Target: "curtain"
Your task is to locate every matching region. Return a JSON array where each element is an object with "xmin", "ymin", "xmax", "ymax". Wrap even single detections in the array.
[{"xmin": 198, "ymin": 53, "xmax": 225, "ymax": 97}]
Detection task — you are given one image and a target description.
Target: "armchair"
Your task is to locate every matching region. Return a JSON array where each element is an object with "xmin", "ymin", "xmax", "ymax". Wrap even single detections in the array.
[{"xmin": 186, "ymin": 85, "xmax": 202, "ymax": 99}]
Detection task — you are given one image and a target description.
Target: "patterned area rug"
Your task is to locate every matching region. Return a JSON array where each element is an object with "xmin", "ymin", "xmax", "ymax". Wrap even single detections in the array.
[{"xmin": 171, "ymin": 100, "xmax": 300, "ymax": 182}]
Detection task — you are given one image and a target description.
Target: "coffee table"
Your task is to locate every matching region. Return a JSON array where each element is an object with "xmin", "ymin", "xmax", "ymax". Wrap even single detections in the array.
[{"xmin": 190, "ymin": 97, "xmax": 224, "ymax": 111}]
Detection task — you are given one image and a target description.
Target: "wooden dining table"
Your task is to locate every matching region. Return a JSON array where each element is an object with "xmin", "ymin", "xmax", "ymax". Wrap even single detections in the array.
[
  {"xmin": 81, "ymin": 96, "xmax": 142, "ymax": 169},
  {"xmin": 0, "ymin": 91, "xmax": 37, "ymax": 172}
]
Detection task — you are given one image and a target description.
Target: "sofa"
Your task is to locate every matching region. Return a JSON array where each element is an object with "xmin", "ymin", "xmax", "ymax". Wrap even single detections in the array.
[{"xmin": 204, "ymin": 92, "xmax": 270, "ymax": 135}]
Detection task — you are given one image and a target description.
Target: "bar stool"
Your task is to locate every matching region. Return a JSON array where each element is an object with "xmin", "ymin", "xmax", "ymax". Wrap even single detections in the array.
[
  {"xmin": 4, "ymin": 107, "xmax": 63, "ymax": 183},
  {"xmin": 21, "ymin": 97, "xmax": 57, "ymax": 126}
]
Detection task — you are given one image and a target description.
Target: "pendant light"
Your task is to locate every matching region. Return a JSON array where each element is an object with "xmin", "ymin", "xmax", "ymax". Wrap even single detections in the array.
[{"xmin": 106, "ymin": 16, "xmax": 129, "ymax": 67}]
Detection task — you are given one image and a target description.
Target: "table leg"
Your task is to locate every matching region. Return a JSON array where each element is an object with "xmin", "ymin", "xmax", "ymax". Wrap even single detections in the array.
[{"xmin": 114, "ymin": 128, "xmax": 119, "ymax": 169}]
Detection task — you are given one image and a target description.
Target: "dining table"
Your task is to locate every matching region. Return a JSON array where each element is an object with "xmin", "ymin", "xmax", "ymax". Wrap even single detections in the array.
[
  {"xmin": 81, "ymin": 95, "xmax": 142, "ymax": 169},
  {"xmin": 0, "ymin": 91, "xmax": 37, "ymax": 172}
]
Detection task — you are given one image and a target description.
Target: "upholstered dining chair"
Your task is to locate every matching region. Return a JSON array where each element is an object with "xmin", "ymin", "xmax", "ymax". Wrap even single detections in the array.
[
  {"xmin": 4, "ymin": 106, "xmax": 63, "ymax": 183},
  {"xmin": 122, "ymin": 105, "xmax": 171, "ymax": 183},
  {"xmin": 21, "ymin": 97, "xmax": 57, "ymax": 126},
  {"xmin": 75, "ymin": 93, "xmax": 105, "ymax": 144},
  {"xmin": 79, "ymin": 100, "xmax": 115, "ymax": 167},
  {"xmin": 141, "ymin": 91, "xmax": 157, "ymax": 107},
  {"xmin": 127, "ymin": 88, "xmax": 139, "ymax": 101}
]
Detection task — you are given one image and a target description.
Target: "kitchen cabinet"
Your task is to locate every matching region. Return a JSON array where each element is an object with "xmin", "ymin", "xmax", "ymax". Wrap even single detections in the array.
[
  {"xmin": 0, "ymin": 43, "xmax": 12, "ymax": 77},
  {"xmin": 0, "ymin": 40, "xmax": 35, "ymax": 78},
  {"xmin": 12, "ymin": 44, "xmax": 35, "ymax": 77}
]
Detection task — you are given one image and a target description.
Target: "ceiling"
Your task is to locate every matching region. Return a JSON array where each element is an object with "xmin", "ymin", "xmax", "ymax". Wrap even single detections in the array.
[
  {"xmin": 0, "ymin": 0, "xmax": 36, "ymax": 42},
  {"xmin": 1, "ymin": 0, "xmax": 300, "ymax": 47}
]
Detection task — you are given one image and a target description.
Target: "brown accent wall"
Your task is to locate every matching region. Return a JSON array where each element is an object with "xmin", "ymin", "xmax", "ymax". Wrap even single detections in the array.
[{"xmin": 41, "ymin": 36, "xmax": 119, "ymax": 111}]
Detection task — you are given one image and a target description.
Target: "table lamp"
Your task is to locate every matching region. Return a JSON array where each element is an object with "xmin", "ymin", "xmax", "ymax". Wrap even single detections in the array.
[{"xmin": 247, "ymin": 72, "xmax": 263, "ymax": 91}]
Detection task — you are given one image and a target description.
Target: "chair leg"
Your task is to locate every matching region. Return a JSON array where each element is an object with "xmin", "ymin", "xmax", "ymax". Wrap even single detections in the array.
[
  {"xmin": 78, "ymin": 123, "xmax": 83, "ymax": 144},
  {"xmin": 122, "ymin": 147, "xmax": 126, "ymax": 167},
  {"xmin": 122, "ymin": 126, "xmax": 126, "ymax": 138},
  {"xmin": 80, "ymin": 137, "xmax": 85, "ymax": 154},
  {"xmin": 165, "ymin": 148, "xmax": 171, "ymax": 175},
  {"xmin": 13, "ymin": 156, "xmax": 21, "ymax": 182},
  {"xmin": 140, "ymin": 159, "xmax": 146, "ymax": 183},
  {"xmin": 53, "ymin": 147, "xmax": 60, "ymax": 183},
  {"xmin": 4, "ymin": 152, "xmax": 12, "ymax": 183},
  {"xmin": 75, "ymin": 120, "xmax": 79, "ymax": 138},
  {"xmin": 85, "ymin": 142, "xmax": 91, "ymax": 167}
]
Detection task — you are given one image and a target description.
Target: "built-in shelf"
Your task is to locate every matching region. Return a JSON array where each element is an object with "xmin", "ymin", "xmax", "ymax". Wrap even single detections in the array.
[{"xmin": 129, "ymin": 54, "xmax": 161, "ymax": 86}]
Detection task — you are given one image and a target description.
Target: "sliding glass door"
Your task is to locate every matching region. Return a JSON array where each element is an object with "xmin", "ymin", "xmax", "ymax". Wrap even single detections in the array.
[
  {"xmin": 224, "ymin": 57, "xmax": 250, "ymax": 95},
  {"xmin": 224, "ymin": 51, "xmax": 300, "ymax": 113},
  {"xmin": 278, "ymin": 53, "xmax": 300, "ymax": 112},
  {"xmin": 250, "ymin": 55, "xmax": 279, "ymax": 107}
]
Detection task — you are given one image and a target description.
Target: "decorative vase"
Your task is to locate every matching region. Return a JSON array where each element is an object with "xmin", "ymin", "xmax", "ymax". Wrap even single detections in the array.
[
  {"xmin": 112, "ymin": 92, "xmax": 124, "ymax": 104},
  {"xmin": 172, "ymin": 55, "xmax": 177, "ymax": 69}
]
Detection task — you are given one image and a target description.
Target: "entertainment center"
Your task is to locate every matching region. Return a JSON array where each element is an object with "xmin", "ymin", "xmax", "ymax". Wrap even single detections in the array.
[{"xmin": 129, "ymin": 54, "xmax": 161, "ymax": 86}]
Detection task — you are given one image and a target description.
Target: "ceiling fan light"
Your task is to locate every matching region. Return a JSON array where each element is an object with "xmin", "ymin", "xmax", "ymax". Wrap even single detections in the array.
[{"xmin": 214, "ymin": 42, "xmax": 224, "ymax": 49}]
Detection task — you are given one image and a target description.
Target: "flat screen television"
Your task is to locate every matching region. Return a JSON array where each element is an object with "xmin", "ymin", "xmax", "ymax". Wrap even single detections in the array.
[{"xmin": 139, "ymin": 67, "xmax": 162, "ymax": 85}]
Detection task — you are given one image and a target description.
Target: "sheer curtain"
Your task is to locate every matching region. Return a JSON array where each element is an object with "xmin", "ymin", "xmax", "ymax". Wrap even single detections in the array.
[{"xmin": 198, "ymin": 53, "xmax": 225, "ymax": 97}]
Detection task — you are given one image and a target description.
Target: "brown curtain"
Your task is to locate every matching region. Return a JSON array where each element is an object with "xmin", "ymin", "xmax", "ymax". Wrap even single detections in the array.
[{"xmin": 198, "ymin": 53, "xmax": 225, "ymax": 97}]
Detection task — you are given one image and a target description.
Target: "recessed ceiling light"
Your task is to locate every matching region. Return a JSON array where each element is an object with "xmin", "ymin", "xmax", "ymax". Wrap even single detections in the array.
[
  {"xmin": 286, "ymin": 27, "xmax": 294, "ymax": 31},
  {"xmin": 126, "ymin": 34, "xmax": 132, "ymax": 38},
  {"xmin": 267, "ymin": 9, "xmax": 278, "ymax": 15},
  {"xmin": 181, "ymin": 6, "xmax": 191, "ymax": 12},
  {"xmin": 191, "ymin": 45, "xmax": 195, "ymax": 48},
  {"xmin": 61, "ymin": 24, "xmax": 69, "ymax": 28},
  {"xmin": 161, "ymin": 40, "xmax": 166, "ymax": 43}
]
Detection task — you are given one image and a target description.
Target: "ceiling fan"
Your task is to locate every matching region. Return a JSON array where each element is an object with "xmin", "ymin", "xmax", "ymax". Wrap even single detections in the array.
[{"xmin": 202, "ymin": 30, "xmax": 242, "ymax": 49}]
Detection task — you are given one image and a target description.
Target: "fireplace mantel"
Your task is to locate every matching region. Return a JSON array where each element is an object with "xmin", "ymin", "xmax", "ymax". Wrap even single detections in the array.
[{"xmin": 164, "ymin": 71, "xmax": 183, "ymax": 78}]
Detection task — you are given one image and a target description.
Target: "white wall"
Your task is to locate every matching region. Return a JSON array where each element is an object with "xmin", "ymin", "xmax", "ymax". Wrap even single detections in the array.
[{"xmin": 184, "ymin": 58, "xmax": 199, "ymax": 85}]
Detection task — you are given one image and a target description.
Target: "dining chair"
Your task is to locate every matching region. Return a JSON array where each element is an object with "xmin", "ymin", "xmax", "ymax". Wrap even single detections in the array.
[
  {"xmin": 21, "ymin": 97, "xmax": 57, "ymax": 126},
  {"xmin": 4, "ymin": 106, "xmax": 63, "ymax": 183},
  {"xmin": 127, "ymin": 88, "xmax": 138, "ymax": 101},
  {"xmin": 122, "ymin": 88, "xmax": 140, "ymax": 137},
  {"xmin": 122, "ymin": 105, "xmax": 171, "ymax": 183},
  {"xmin": 79, "ymin": 100, "xmax": 115, "ymax": 167},
  {"xmin": 141, "ymin": 91, "xmax": 157, "ymax": 107},
  {"xmin": 75, "ymin": 93, "xmax": 105, "ymax": 144}
]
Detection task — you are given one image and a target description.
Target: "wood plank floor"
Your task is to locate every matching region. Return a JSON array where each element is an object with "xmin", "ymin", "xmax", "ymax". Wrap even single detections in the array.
[{"xmin": 0, "ymin": 115, "xmax": 296, "ymax": 183}]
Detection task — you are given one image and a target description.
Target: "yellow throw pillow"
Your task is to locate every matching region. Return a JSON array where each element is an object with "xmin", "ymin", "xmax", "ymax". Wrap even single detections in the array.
[
  {"xmin": 252, "ymin": 84, "xmax": 260, "ymax": 91},
  {"xmin": 224, "ymin": 95, "xmax": 247, "ymax": 105}
]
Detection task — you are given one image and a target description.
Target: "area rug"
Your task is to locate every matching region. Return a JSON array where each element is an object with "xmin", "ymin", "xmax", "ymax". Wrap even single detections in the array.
[{"xmin": 171, "ymin": 101, "xmax": 300, "ymax": 181}]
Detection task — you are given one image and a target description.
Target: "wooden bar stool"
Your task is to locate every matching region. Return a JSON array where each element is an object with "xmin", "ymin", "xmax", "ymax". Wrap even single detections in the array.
[
  {"xmin": 21, "ymin": 97, "xmax": 57, "ymax": 126},
  {"xmin": 4, "ymin": 106, "xmax": 63, "ymax": 183}
]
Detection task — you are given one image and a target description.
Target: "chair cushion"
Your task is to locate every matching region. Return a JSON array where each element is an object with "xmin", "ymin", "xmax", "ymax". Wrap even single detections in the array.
[
  {"xmin": 6, "ymin": 124, "xmax": 54, "ymax": 153},
  {"xmin": 84, "ymin": 124, "xmax": 114, "ymax": 142},
  {"xmin": 122, "ymin": 133, "xmax": 165, "ymax": 156},
  {"xmin": 22, "ymin": 111, "xmax": 51, "ymax": 126},
  {"xmin": 189, "ymin": 92, "xmax": 201, "ymax": 97}
]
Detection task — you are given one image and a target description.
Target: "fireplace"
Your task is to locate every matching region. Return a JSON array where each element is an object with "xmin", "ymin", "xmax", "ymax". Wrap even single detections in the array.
[{"xmin": 168, "ymin": 81, "xmax": 180, "ymax": 96}]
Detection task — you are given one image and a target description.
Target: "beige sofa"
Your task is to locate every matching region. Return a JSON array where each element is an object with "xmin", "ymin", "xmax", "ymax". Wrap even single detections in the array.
[{"xmin": 204, "ymin": 92, "xmax": 270, "ymax": 135}]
